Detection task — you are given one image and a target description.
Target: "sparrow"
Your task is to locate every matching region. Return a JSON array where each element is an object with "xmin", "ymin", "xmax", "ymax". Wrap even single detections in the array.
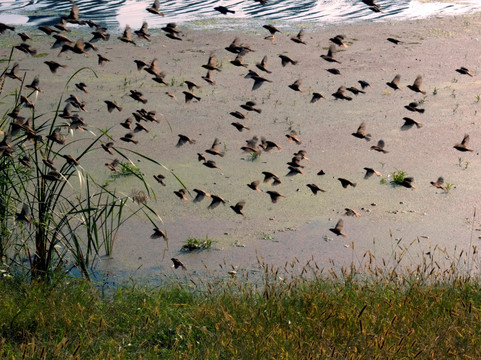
[
  {"xmin": 364, "ymin": 167, "xmax": 381, "ymax": 179},
  {"xmin": 399, "ymin": 177, "xmax": 415, "ymax": 189},
  {"xmin": 202, "ymin": 53, "xmax": 222, "ymax": 71},
  {"xmin": 203, "ymin": 160, "xmax": 221, "ymax": 170},
  {"xmin": 260, "ymin": 138, "xmax": 282, "ymax": 152},
  {"xmin": 119, "ymin": 132, "xmax": 138, "ymax": 144},
  {"xmin": 105, "ymin": 159, "xmax": 119, "ymax": 173},
  {"xmin": 346, "ymin": 86, "xmax": 365, "ymax": 95},
  {"xmin": 75, "ymin": 82, "xmax": 88, "ymax": 93},
  {"xmin": 307, "ymin": 183, "xmax": 326, "ymax": 195},
  {"xmin": 338, "ymin": 178, "xmax": 356, "ymax": 188},
  {"xmin": 251, "ymin": 74, "xmax": 272, "ymax": 90},
  {"xmin": 332, "ymin": 86, "xmax": 352, "ymax": 100},
  {"xmin": 330, "ymin": 219, "xmax": 347, "ymax": 237},
  {"xmin": 311, "ymin": 92, "xmax": 325, "ymax": 103},
  {"xmin": 134, "ymin": 59, "xmax": 147, "ymax": 71},
  {"xmin": 129, "ymin": 90, "xmax": 148, "ymax": 104},
  {"xmin": 43, "ymin": 158, "xmax": 57, "ymax": 171},
  {"xmin": 197, "ymin": 153, "xmax": 207, "ymax": 162},
  {"xmin": 231, "ymin": 122, "xmax": 250, "ymax": 131},
  {"xmin": 286, "ymin": 166, "xmax": 305, "ymax": 177},
  {"xmin": 256, "ymin": 55, "xmax": 272, "ymax": 73},
  {"xmin": 358, "ymin": 80, "xmax": 371, "ymax": 89},
  {"xmin": 278, "ymin": 54, "xmax": 298, "ymax": 66},
  {"xmin": 20, "ymin": 96, "xmax": 35, "ymax": 109},
  {"xmin": 46, "ymin": 128, "xmax": 66, "ymax": 145},
  {"xmin": 345, "ymin": 208, "xmax": 361, "ymax": 217},
  {"xmin": 193, "ymin": 189, "xmax": 210, "ymax": 202},
  {"xmin": 330, "ymin": 34, "xmax": 348, "ymax": 48},
  {"xmin": 146, "ymin": 0, "xmax": 164, "ymax": 16},
  {"xmin": 230, "ymin": 111, "xmax": 251, "ymax": 121},
  {"xmin": 407, "ymin": 75, "xmax": 426, "ymax": 94},
  {"xmin": 401, "ymin": 117, "xmax": 423, "ymax": 130},
  {"xmin": 184, "ymin": 80, "xmax": 201, "ymax": 91},
  {"xmin": 285, "ymin": 130, "xmax": 302, "ymax": 144},
  {"xmin": 15, "ymin": 203, "xmax": 31, "ymax": 224},
  {"xmin": 241, "ymin": 101, "xmax": 262, "ymax": 113},
  {"xmin": 97, "ymin": 54, "xmax": 110, "ymax": 66},
  {"xmin": 370, "ymin": 139, "xmax": 389, "ymax": 153},
  {"xmin": 177, "ymin": 134, "xmax": 196, "ymax": 147},
  {"xmin": 38, "ymin": 26, "xmax": 58, "ymax": 35},
  {"xmin": 291, "ymin": 29, "xmax": 306, "ymax": 45},
  {"xmin": 430, "ymin": 177, "xmax": 446, "ymax": 191},
  {"xmin": 214, "ymin": 6, "xmax": 235, "ymax": 14},
  {"xmin": 352, "ymin": 122, "xmax": 371, "ymax": 141},
  {"xmin": 63, "ymin": 154, "xmax": 80, "ymax": 166},
  {"xmin": 171, "ymin": 258, "xmax": 186, "ymax": 270},
  {"xmin": 453, "ymin": 134, "xmax": 473, "ymax": 152},
  {"xmin": 386, "ymin": 74, "xmax": 402, "ymax": 91},
  {"xmin": 262, "ymin": 171, "xmax": 281, "ymax": 185},
  {"xmin": 288, "ymin": 79, "xmax": 304, "ymax": 92},
  {"xmin": 230, "ymin": 201, "xmax": 246, "ymax": 217},
  {"xmin": 266, "ymin": 191, "xmax": 285, "ymax": 203},
  {"xmin": 44, "ymin": 61, "xmax": 67, "ymax": 73},
  {"xmin": 404, "ymin": 101, "xmax": 425, "ymax": 113},
  {"xmin": 205, "ymin": 138, "xmax": 225, "ymax": 157},
  {"xmin": 120, "ymin": 117, "xmax": 133, "ymax": 130},
  {"xmin": 15, "ymin": 43, "xmax": 37, "ymax": 56},
  {"xmin": 456, "ymin": 66, "xmax": 474, "ymax": 77},
  {"xmin": 105, "ymin": 100, "xmax": 123, "ymax": 112},
  {"xmin": 263, "ymin": 24, "xmax": 281, "ymax": 35},
  {"xmin": 202, "ymin": 70, "xmax": 216, "ymax": 85},
  {"xmin": 52, "ymin": 33, "xmax": 73, "ymax": 48},
  {"xmin": 230, "ymin": 53, "xmax": 248, "ymax": 67},
  {"xmin": 101, "ymin": 142, "xmax": 114, "ymax": 155},
  {"xmin": 153, "ymin": 174, "xmax": 166, "ymax": 186},
  {"xmin": 183, "ymin": 91, "xmax": 201, "ymax": 104},
  {"xmin": 162, "ymin": 23, "xmax": 183, "ymax": 38},
  {"xmin": 6, "ymin": 63, "xmax": 22, "ymax": 81},
  {"xmin": 42, "ymin": 170, "xmax": 65, "ymax": 182},
  {"xmin": 119, "ymin": 25, "xmax": 136, "ymax": 45},
  {"xmin": 327, "ymin": 68, "xmax": 341, "ymax": 75},
  {"xmin": 134, "ymin": 21, "xmax": 151, "ymax": 42},
  {"xmin": 387, "ymin": 37, "xmax": 402, "ymax": 45},
  {"xmin": 134, "ymin": 122, "xmax": 149, "ymax": 133},
  {"xmin": 321, "ymin": 45, "xmax": 341, "ymax": 63},
  {"xmin": 151, "ymin": 227, "xmax": 168, "ymax": 241},
  {"xmin": 208, "ymin": 195, "xmax": 226, "ymax": 209},
  {"xmin": 174, "ymin": 188, "xmax": 189, "ymax": 202},
  {"xmin": 152, "ymin": 72, "xmax": 168, "ymax": 86},
  {"xmin": 144, "ymin": 58, "xmax": 160, "ymax": 76},
  {"xmin": 0, "ymin": 22, "xmax": 15, "ymax": 34},
  {"xmin": 247, "ymin": 180, "xmax": 262, "ymax": 192}
]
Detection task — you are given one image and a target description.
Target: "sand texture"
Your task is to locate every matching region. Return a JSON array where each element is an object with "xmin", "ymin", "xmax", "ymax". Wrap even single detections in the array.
[{"xmin": 2, "ymin": 15, "xmax": 481, "ymax": 282}]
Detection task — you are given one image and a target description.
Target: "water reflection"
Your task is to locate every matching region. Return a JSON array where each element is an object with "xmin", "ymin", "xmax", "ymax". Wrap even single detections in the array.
[{"xmin": 1, "ymin": 1, "xmax": 481, "ymax": 31}]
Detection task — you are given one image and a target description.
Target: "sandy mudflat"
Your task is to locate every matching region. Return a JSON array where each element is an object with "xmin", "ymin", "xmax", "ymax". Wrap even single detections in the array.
[{"xmin": 2, "ymin": 14, "xmax": 481, "ymax": 282}]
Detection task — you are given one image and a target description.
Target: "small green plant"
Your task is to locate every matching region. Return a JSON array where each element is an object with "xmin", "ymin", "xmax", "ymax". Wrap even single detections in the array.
[
  {"xmin": 445, "ymin": 182, "xmax": 454, "ymax": 192},
  {"xmin": 432, "ymin": 87, "xmax": 438, "ymax": 95},
  {"xmin": 246, "ymin": 151, "xmax": 261, "ymax": 162},
  {"xmin": 475, "ymin": 94, "xmax": 481, "ymax": 103},
  {"xmin": 182, "ymin": 236, "xmax": 212, "ymax": 251},
  {"xmin": 391, "ymin": 169, "xmax": 407, "ymax": 185},
  {"xmin": 380, "ymin": 177, "xmax": 387, "ymax": 184}
]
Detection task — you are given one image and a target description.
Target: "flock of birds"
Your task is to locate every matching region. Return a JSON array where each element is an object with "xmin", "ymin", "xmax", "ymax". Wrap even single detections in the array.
[{"xmin": 0, "ymin": 0, "xmax": 476, "ymax": 271}]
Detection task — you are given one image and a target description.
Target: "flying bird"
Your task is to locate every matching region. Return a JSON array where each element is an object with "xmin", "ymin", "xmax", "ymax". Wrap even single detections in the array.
[
  {"xmin": 453, "ymin": 134, "xmax": 473, "ymax": 152},
  {"xmin": 321, "ymin": 45, "xmax": 341, "ymax": 63},
  {"xmin": 386, "ymin": 74, "xmax": 402, "ymax": 91},
  {"xmin": 146, "ymin": 0, "xmax": 164, "ymax": 16},
  {"xmin": 370, "ymin": 139, "xmax": 389, "ymax": 153},
  {"xmin": 352, "ymin": 122, "xmax": 371, "ymax": 141},
  {"xmin": 338, "ymin": 178, "xmax": 356, "ymax": 188},
  {"xmin": 430, "ymin": 177, "xmax": 446, "ymax": 191},
  {"xmin": 407, "ymin": 75, "xmax": 426, "ymax": 94},
  {"xmin": 329, "ymin": 219, "xmax": 347, "ymax": 237}
]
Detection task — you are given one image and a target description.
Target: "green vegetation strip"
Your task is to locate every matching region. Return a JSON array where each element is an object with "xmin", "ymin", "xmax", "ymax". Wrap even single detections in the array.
[{"xmin": 1, "ymin": 274, "xmax": 481, "ymax": 359}]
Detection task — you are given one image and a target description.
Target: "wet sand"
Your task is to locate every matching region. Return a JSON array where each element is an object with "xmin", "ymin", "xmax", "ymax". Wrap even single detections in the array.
[{"xmin": 2, "ymin": 14, "xmax": 481, "ymax": 283}]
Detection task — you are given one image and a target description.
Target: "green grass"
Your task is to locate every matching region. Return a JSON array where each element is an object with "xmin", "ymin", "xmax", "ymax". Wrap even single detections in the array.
[
  {"xmin": 391, "ymin": 169, "xmax": 407, "ymax": 185},
  {"xmin": 181, "ymin": 236, "xmax": 212, "ymax": 251},
  {"xmin": 2, "ymin": 262, "xmax": 481, "ymax": 359}
]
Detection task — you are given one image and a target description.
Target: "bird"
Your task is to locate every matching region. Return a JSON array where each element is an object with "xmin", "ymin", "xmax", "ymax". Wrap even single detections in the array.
[
  {"xmin": 332, "ymin": 86, "xmax": 352, "ymax": 101},
  {"xmin": 386, "ymin": 74, "xmax": 402, "ymax": 91},
  {"xmin": 146, "ymin": 0, "xmax": 164, "ymax": 16},
  {"xmin": 230, "ymin": 53, "xmax": 248, "ymax": 67},
  {"xmin": 134, "ymin": 21, "xmax": 151, "ymax": 42},
  {"xmin": 370, "ymin": 139, "xmax": 389, "ymax": 153},
  {"xmin": 288, "ymin": 79, "xmax": 304, "ymax": 92},
  {"xmin": 174, "ymin": 189, "xmax": 189, "ymax": 202},
  {"xmin": 330, "ymin": 34, "xmax": 348, "ymax": 48},
  {"xmin": 203, "ymin": 160, "xmax": 221, "ymax": 170},
  {"xmin": 241, "ymin": 101, "xmax": 262, "ymax": 113},
  {"xmin": 177, "ymin": 134, "xmax": 196, "ymax": 147},
  {"xmin": 42, "ymin": 170, "xmax": 65, "ymax": 182},
  {"xmin": 193, "ymin": 189, "xmax": 210, "ymax": 203},
  {"xmin": 151, "ymin": 227, "xmax": 167, "ymax": 240},
  {"xmin": 456, "ymin": 66, "xmax": 474, "ymax": 77},
  {"xmin": 15, "ymin": 203, "xmax": 31, "ymax": 224},
  {"xmin": 407, "ymin": 75, "xmax": 426, "ymax": 94},
  {"xmin": 352, "ymin": 122, "xmax": 371, "ymax": 141},
  {"xmin": 230, "ymin": 201, "xmax": 246, "ymax": 217},
  {"xmin": 263, "ymin": 24, "xmax": 281, "ymax": 37},
  {"xmin": 279, "ymin": 54, "xmax": 298, "ymax": 67},
  {"xmin": 101, "ymin": 142, "xmax": 114, "ymax": 155},
  {"xmin": 208, "ymin": 195, "xmax": 226, "ymax": 209},
  {"xmin": 171, "ymin": 258, "xmax": 186, "ymax": 270},
  {"xmin": 387, "ymin": 37, "xmax": 402, "ymax": 45},
  {"xmin": 358, "ymin": 80, "xmax": 371, "ymax": 89},
  {"xmin": 329, "ymin": 219, "xmax": 347, "ymax": 237},
  {"xmin": 6, "ymin": 63, "xmax": 22, "ymax": 81},
  {"xmin": 45, "ymin": 61, "xmax": 67, "ymax": 73},
  {"xmin": 120, "ymin": 117, "xmax": 133, "ymax": 130},
  {"xmin": 338, "ymin": 178, "xmax": 356, "ymax": 188},
  {"xmin": 401, "ymin": 117, "xmax": 423, "ymax": 130},
  {"xmin": 75, "ymin": 82, "xmax": 88, "ymax": 93},
  {"xmin": 256, "ymin": 55, "xmax": 272, "ymax": 73},
  {"xmin": 119, "ymin": 132, "xmax": 138, "ymax": 144},
  {"xmin": 134, "ymin": 122, "xmax": 149, "ymax": 133},
  {"xmin": 291, "ymin": 29, "xmax": 306, "ymax": 44},
  {"xmin": 64, "ymin": 1, "xmax": 83, "ymax": 24},
  {"xmin": 346, "ymin": 86, "xmax": 365, "ymax": 95},
  {"xmin": 286, "ymin": 166, "xmax": 305, "ymax": 177},
  {"xmin": 197, "ymin": 153, "xmax": 206, "ymax": 162},
  {"xmin": 327, "ymin": 68, "xmax": 341, "ymax": 75},
  {"xmin": 105, "ymin": 100, "xmax": 122, "ymax": 113},
  {"xmin": 231, "ymin": 122, "xmax": 250, "ymax": 132},
  {"xmin": 247, "ymin": 180, "xmax": 262, "ymax": 192},
  {"xmin": 364, "ymin": 167, "xmax": 381, "ymax": 179},
  {"xmin": 105, "ymin": 159, "xmax": 119, "ymax": 173},
  {"xmin": 52, "ymin": 33, "xmax": 73, "ymax": 48},
  {"xmin": 0, "ymin": 22, "xmax": 15, "ymax": 34},
  {"xmin": 251, "ymin": 74, "xmax": 272, "ymax": 91},
  {"xmin": 260, "ymin": 138, "xmax": 282, "ymax": 152},
  {"xmin": 184, "ymin": 80, "xmax": 201, "ymax": 91},
  {"xmin": 307, "ymin": 184, "xmax": 326, "ymax": 195},
  {"xmin": 15, "ymin": 43, "xmax": 37, "ymax": 56},
  {"xmin": 26, "ymin": 76, "xmax": 42, "ymax": 93},
  {"xmin": 230, "ymin": 111, "xmax": 251, "ymax": 121},
  {"xmin": 46, "ymin": 128, "xmax": 66, "ymax": 145},
  {"xmin": 345, "ymin": 208, "xmax": 361, "ymax": 217},
  {"xmin": 162, "ymin": 23, "xmax": 183, "ymax": 40},
  {"xmin": 321, "ymin": 45, "xmax": 341, "ymax": 63},
  {"xmin": 152, "ymin": 72, "xmax": 168, "ymax": 86},
  {"xmin": 129, "ymin": 90, "xmax": 148, "ymax": 104},
  {"xmin": 262, "ymin": 171, "xmax": 281, "ymax": 185},
  {"xmin": 38, "ymin": 26, "xmax": 58, "ymax": 35},
  {"xmin": 206, "ymin": 138, "xmax": 225, "ymax": 157},
  {"xmin": 183, "ymin": 91, "xmax": 201, "ymax": 104},
  {"xmin": 285, "ymin": 130, "xmax": 302, "ymax": 144},
  {"xmin": 153, "ymin": 174, "xmax": 166, "ymax": 186},
  {"xmin": 203, "ymin": 53, "xmax": 222, "ymax": 71},
  {"xmin": 134, "ymin": 60, "xmax": 148, "ymax": 71},
  {"xmin": 453, "ymin": 134, "xmax": 473, "ymax": 152},
  {"xmin": 97, "ymin": 54, "xmax": 110, "ymax": 66},
  {"xmin": 431, "ymin": 177, "xmax": 446, "ymax": 191},
  {"xmin": 144, "ymin": 58, "xmax": 160, "ymax": 76},
  {"xmin": 311, "ymin": 92, "xmax": 325, "ymax": 103},
  {"xmin": 399, "ymin": 177, "xmax": 416, "ymax": 189},
  {"xmin": 266, "ymin": 191, "xmax": 285, "ymax": 203},
  {"xmin": 404, "ymin": 101, "xmax": 425, "ymax": 113},
  {"xmin": 63, "ymin": 154, "xmax": 80, "ymax": 166},
  {"xmin": 202, "ymin": 70, "xmax": 216, "ymax": 85},
  {"xmin": 119, "ymin": 25, "xmax": 136, "ymax": 45},
  {"xmin": 214, "ymin": 6, "xmax": 235, "ymax": 14},
  {"xmin": 42, "ymin": 158, "xmax": 56, "ymax": 171}
]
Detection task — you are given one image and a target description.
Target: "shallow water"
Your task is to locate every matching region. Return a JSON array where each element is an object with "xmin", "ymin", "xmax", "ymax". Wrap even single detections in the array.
[{"xmin": 1, "ymin": 0, "xmax": 481, "ymax": 30}]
